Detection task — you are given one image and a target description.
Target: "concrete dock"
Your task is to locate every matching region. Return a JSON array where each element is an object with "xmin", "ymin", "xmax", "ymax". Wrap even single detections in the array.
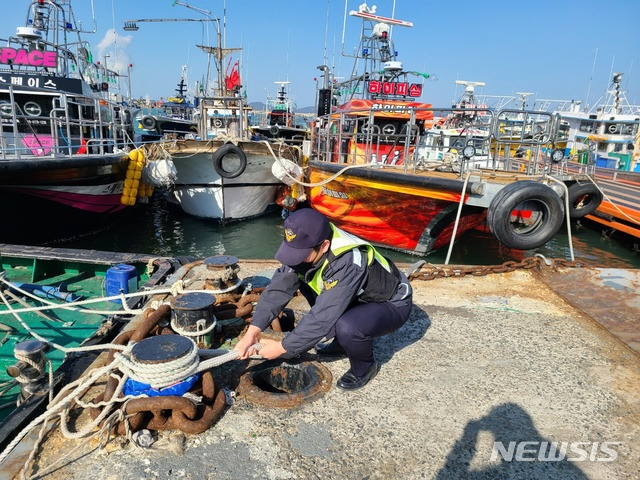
[{"xmin": 1, "ymin": 261, "xmax": 639, "ymax": 480}]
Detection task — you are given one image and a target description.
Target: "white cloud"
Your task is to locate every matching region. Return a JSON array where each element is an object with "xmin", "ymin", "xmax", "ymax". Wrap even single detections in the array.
[{"xmin": 96, "ymin": 28, "xmax": 133, "ymax": 74}]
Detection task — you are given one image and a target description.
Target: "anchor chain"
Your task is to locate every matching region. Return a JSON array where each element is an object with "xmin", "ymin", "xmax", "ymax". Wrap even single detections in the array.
[
  {"xmin": 408, "ymin": 256, "xmax": 586, "ymax": 281},
  {"xmin": 90, "ymin": 287, "xmax": 266, "ymax": 436}
]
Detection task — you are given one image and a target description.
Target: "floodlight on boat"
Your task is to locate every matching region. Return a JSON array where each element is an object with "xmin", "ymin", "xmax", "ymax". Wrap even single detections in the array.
[
  {"xmin": 462, "ymin": 145, "xmax": 476, "ymax": 159},
  {"xmin": 123, "ymin": 21, "xmax": 139, "ymax": 31},
  {"xmin": 372, "ymin": 23, "xmax": 390, "ymax": 38},
  {"xmin": 551, "ymin": 149, "xmax": 564, "ymax": 163}
]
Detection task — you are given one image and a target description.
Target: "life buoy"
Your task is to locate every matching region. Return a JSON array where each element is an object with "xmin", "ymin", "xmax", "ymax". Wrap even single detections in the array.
[
  {"xmin": 607, "ymin": 124, "xmax": 618, "ymax": 134},
  {"xmin": 212, "ymin": 143, "xmax": 247, "ymax": 179},
  {"xmin": 141, "ymin": 116, "xmax": 157, "ymax": 130},
  {"xmin": 269, "ymin": 125, "xmax": 280, "ymax": 136},
  {"xmin": 212, "ymin": 118, "xmax": 223, "ymax": 129},
  {"xmin": 487, "ymin": 181, "xmax": 563, "ymax": 250},
  {"xmin": 567, "ymin": 182, "xmax": 603, "ymax": 219}
]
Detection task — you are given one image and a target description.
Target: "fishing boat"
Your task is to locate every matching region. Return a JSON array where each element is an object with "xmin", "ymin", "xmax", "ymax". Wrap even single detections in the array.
[
  {"xmin": 127, "ymin": 6, "xmax": 302, "ymax": 222},
  {"xmin": 251, "ymin": 81, "xmax": 309, "ymax": 145},
  {"xmin": 133, "ymin": 67, "xmax": 198, "ymax": 143},
  {"xmin": 0, "ymin": 0, "xmax": 140, "ymax": 242},
  {"xmin": 556, "ymin": 73, "xmax": 640, "ymax": 173},
  {"xmin": 306, "ymin": 3, "xmax": 603, "ymax": 255},
  {"xmin": 419, "ymin": 80, "xmax": 493, "ymax": 169},
  {"xmin": 0, "ymin": 244, "xmax": 184, "ymax": 453}
]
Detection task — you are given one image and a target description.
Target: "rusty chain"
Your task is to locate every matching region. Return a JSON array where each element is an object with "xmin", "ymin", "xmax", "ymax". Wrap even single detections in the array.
[{"xmin": 407, "ymin": 256, "xmax": 587, "ymax": 281}]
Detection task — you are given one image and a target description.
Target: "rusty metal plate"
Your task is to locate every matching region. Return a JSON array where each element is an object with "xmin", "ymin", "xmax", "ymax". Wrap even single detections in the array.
[{"xmin": 537, "ymin": 267, "xmax": 640, "ymax": 354}]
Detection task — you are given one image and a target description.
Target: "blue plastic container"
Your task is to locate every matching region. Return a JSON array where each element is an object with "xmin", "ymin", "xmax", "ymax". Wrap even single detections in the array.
[
  {"xmin": 106, "ymin": 264, "xmax": 138, "ymax": 303},
  {"xmin": 595, "ymin": 157, "xmax": 607, "ymax": 168}
]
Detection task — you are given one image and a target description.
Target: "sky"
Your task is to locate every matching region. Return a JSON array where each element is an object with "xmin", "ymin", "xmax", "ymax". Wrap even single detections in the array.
[{"xmin": 2, "ymin": 0, "xmax": 639, "ymax": 111}]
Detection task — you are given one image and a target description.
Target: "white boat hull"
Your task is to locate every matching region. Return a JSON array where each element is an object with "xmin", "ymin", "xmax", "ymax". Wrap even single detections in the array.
[{"xmin": 166, "ymin": 140, "xmax": 298, "ymax": 221}]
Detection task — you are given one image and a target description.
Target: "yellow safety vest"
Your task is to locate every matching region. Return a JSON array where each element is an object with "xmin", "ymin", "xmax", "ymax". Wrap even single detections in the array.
[{"xmin": 306, "ymin": 224, "xmax": 393, "ymax": 295}]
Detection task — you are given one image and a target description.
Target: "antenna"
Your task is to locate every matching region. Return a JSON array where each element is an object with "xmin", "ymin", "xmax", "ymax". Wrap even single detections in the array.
[
  {"xmin": 515, "ymin": 92, "xmax": 534, "ymax": 110},
  {"xmin": 455, "ymin": 80, "xmax": 485, "ymax": 101}
]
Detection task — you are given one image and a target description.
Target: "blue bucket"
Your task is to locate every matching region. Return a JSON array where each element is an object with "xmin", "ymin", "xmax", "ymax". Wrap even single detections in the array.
[{"xmin": 106, "ymin": 264, "xmax": 138, "ymax": 303}]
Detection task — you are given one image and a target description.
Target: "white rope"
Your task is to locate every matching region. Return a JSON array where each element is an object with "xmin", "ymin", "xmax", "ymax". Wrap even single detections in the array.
[
  {"xmin": 170, "ymin": 316, "xmax": 217, "ymax": 338},
  {"xmin": 259, "ymin": 139, "xmax": 383, "ymax": 188},
  {"xmin": 546, "ymin": 176, "xmax": 575, "ymax": 261},
  {"xmin": 0, "ymin": 336, "xmax": 263, "ymax": 469},
  {"xmin": 0, "ymin": 275, "xmax": 242, "ymax": 316},
  {"xmin": 444, "ymin": 171, "xmax": 471, "ymax": 265},
  {"xmin": 0, "ymin": 288, "xmax": 128, "ymax": 354},
  {"xmin": 115, "ymin": 342, "xmax": 199, "ymax": 389}
]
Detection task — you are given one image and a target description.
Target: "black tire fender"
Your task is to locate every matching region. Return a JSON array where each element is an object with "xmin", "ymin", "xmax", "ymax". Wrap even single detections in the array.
[
  {"xmin": 269, "ymin": 125, "xmax": 280, "ymax": 136},
  {"xmin": 566, "ymin": 182, "xmax": 603, "ymax": 219},
  {"xmin": 212, "ymin": 143, "xmax": 247, "ymax": 179},
  {"xmin": 487, "ymin": 181, "xmax": 564, "ymax": 250},
  {"xmin": 141, "ymin": 115, "xmax": 157, "ymax": 130}
]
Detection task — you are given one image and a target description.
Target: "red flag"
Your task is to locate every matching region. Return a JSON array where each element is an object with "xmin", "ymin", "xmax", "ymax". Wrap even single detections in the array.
[{"xmin": 225, "ymin": 59, "xmax": 241, "ymax": 91}]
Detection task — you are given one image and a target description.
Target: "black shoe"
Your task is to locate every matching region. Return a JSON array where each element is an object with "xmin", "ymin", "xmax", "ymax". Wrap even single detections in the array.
[
  {"xmin": 336, "ymin": 363, "xmax": 378, "ymax": 390},
  {"xmin": 315, "ymin": 339, "xmax": 346, "ymax": 357}
]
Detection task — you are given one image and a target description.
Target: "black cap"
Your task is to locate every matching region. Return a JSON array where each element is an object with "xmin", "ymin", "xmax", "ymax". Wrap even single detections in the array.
[{"xmin": 275, "ymin": 209, "xmax": 331, "ymax": 266}]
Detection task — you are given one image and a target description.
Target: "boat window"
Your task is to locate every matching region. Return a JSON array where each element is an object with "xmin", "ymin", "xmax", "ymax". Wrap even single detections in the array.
[{"xmin": 579, "ymin": 121, "xmax": 594, "ymax": 133}]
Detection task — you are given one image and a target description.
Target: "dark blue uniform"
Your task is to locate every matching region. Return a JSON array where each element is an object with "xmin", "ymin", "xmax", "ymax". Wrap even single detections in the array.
[{"xmin": 251, "ymin": 246, "xmax": 413, "ymax": 377}]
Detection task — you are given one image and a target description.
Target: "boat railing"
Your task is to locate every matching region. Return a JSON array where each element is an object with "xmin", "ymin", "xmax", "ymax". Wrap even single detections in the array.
[
  {"xmin": 0, "ymin": 85, "xmax": 133, "ymax": 160},
  {"xmin": 312, "ymin": 105, "xmax": 580, "ymax": 179},
  {"xmin": 196, "ymin": 95, "xmax": 249, "ymax": 140}
]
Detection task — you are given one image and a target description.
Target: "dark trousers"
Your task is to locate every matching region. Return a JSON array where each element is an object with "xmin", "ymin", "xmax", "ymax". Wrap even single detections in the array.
[
  {"xmin": 334, "ymin": 300, "xmax": 412, "ymax": 376},
  {"xmin": 300, "ymin": 284, "xmax": 412, "ymax": 377}
]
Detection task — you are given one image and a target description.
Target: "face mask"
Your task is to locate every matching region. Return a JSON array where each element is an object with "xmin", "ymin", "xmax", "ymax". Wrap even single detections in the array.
[{"xmin": 292, "ymin": 262, "xmax": 314, "ymax": 275}]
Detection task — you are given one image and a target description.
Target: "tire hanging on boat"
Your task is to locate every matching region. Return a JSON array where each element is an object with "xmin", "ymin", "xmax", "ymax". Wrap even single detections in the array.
[
  {"xmin": 487, "ymin": 181, "xmax": 564, "ymax": 250},
  {"xmin": 141, "ymin": 116, "xmax": 157, "ymax": 130},
  {"xmin": 269, "ymin": 125, "xmax": 280, "ymax": 136},
  {"xmin": 566, "ymin": 182, "xmax": 603, "ymax": 219},
  {"xmin": 212, "ymin": 143, "xmax": 248, "ymax": 179}
]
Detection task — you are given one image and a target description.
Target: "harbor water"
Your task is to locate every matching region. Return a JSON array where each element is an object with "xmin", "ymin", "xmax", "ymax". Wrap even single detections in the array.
[{"xmin": 10, "ymin": 193, "xmax": 639, "ymax": 269}]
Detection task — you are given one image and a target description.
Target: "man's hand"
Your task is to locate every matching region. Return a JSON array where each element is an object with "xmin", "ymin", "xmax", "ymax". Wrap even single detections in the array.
[
  {"xmin": 258, "ymin": 338, "xmax": 287, "ymax": 360},
  {"xmin": 234, "ymin": 325, "xmax": 261, "ymax": 359}
]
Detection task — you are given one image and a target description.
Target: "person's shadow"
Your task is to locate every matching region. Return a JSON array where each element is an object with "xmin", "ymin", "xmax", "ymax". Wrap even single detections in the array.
[
  {"xmin": 435, "ymin": 403, "xmax": 589, "ymax": 479},
  {"xmin": 374, "ymin": 304, "xmax": 431, "ymax": 366}
]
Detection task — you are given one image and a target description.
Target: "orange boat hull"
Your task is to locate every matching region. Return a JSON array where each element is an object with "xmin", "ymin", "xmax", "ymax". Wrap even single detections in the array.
[{"xmin": 307, "ymin": 162, "xmax": 486, "ymax": 254}]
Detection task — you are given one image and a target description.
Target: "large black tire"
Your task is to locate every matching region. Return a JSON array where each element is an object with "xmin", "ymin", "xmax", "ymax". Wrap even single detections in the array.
[
  {"xmin": 567, "ymin": 182, "xmax": 603, "ymax": 219},
  {"xmin": 487, "ymin": 181, "xmax": 564, "ymax": 250},
  {"xmin": 141, "ymin": 116, "xmax": 157, "ymax": 130},
  {"xmin": 269, "ymin": 125, "xmax": 280, "ymax": 137},
  {"xmin": 212, "ymin": 143, "xmax": 247, "ymax": 179}
]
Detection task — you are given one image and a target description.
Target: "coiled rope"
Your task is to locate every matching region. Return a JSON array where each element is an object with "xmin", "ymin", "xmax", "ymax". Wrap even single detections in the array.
[{"xmin": 0, "ymin": 338, "xmax": 262, "ymax": 472}]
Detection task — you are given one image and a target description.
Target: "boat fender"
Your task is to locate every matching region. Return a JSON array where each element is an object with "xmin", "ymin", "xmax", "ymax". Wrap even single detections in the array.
[
  {"xmin": 269, "ymin": 125, "xmax": 280, "ymax": 137},
  {"xmin": 487, "ymin": 181, "xmax": 564, "ymax": 250},
  {"xmin": 141, "ymin": 115, "xmax": 157, "ymax": 131},
  {"xmin": 566, "ymin": 182, "xmax": 603, "ymax": 219},
  {"xmin": 212, "ymin": 143, "xmax": 247, "ymax": 179}
]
